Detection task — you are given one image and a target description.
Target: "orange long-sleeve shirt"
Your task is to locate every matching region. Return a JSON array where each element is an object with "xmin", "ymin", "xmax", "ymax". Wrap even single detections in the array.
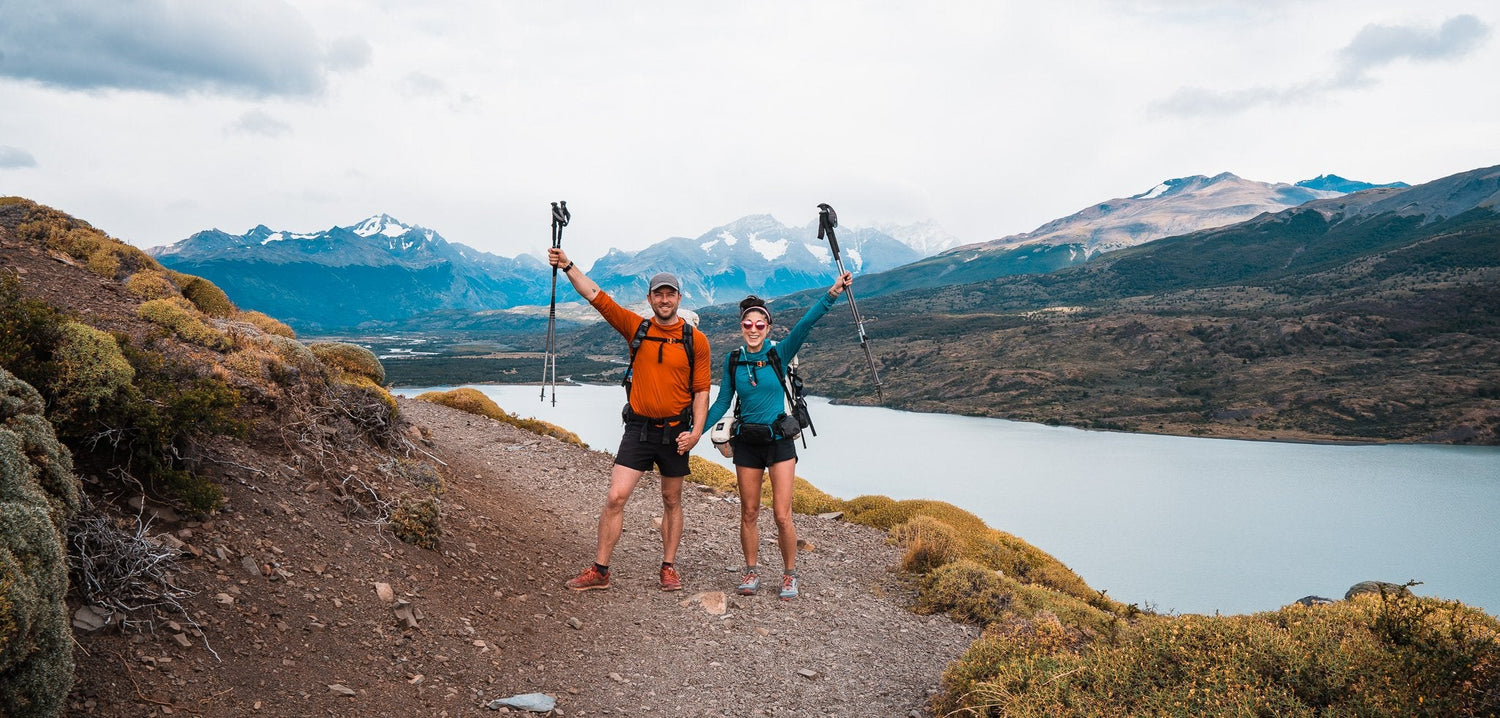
[{"xmin": 590, "ymin": 290, "xmax": 711, "ymax": 419}]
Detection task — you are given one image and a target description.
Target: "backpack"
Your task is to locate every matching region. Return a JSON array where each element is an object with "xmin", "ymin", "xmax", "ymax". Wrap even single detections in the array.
[
  {"xmin": 728, "ymin": 344, "xmax": 816, "ymax": 446},
  {"xmin": 621, "ymin": 318, "xmax": 696, "ymax": 419}
]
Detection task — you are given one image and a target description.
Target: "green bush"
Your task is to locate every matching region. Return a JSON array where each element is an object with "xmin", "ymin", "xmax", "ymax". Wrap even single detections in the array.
[
  {"xmin": 123, "ymin": 270, "xmax": 178, "ymax": 301},
  {"xmin": 52, "ymin": 322, "xmax": 134, "ymax": 418},
  {"xmin": 176, "ymin": 275, "xmax": 235, "ymax": 318},
  {"xmin": 0, "ymin": 274, "xmax": 64, "ymax": 391},
  {"xmin": 0, "ymin": 368, "xmax": 79, "ymax": 718},
  {"xmin": 390, "ymin": 497, "xmax": 441, "ymax": 549},
  {"xmin": 310, "ymin": 341, "xmax": 386, "ymax": 384},
  {"xmin": 890, "ymin": 515, "xmax": 961, "ymax": 573},
  {"xmin": 933, "ymin": 594, "xmax": 1500, "ymax": 717},
  {"xmin": 138, "ymin": 297, "xmax": 230, "ymax": 351}
]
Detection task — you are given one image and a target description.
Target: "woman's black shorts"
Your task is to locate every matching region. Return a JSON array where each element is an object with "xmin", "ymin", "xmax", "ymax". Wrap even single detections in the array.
[
  {"xmin": 614, "ymin": 422, "xmax": 692, "ymax": 477},
  {"xmin": 731, "ymin": 436, "xmax": 798, "ymax": 470}
]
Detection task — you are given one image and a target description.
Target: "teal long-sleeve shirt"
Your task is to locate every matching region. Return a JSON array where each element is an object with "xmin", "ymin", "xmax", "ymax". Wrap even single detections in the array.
[{"xmin": 705, "ymin": 291, "xmax": 839, "ymax": 433}]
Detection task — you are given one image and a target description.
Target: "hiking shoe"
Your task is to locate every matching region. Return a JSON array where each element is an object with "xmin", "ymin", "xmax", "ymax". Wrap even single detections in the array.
[
  {"xmin": 659, "ymin": 564, "xmax": 683, "ymax": 592},
  {"xmin": 565, "ymin": 566, "xmax": 610, "ymax": 591},
  {"xmin": 736, "ymin": 568, "xmax": 760, "ymax": 595},
  {"xmin": 779, "ymin": 572, "xmax": 799, "ymax": 600}
]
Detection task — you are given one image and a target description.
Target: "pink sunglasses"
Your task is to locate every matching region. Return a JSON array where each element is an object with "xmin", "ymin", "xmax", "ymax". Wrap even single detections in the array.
[{"xmin": 741, "ymin": 319, "xmax": 767, "ymax": 330}]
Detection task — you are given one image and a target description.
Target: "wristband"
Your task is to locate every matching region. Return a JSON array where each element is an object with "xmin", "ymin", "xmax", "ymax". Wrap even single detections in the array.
[{"xmin": 562, "ymin": 261, "xmax": 575, "ymax": 273}]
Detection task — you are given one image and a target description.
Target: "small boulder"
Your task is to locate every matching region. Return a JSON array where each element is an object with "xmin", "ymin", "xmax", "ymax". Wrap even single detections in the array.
[
  {"xmin": 1345, "ymin": 581, "xmax": 1413, "ymax": 601},
  {"xmin": 486, "ymin": 693, "xmax": 555, "ymax": 712},
  {"xmin": 374, "ymin": 582, "xmax": 395, "ymax": 603},
  {"xmin": 1295, "ymin": 595, "xmax": 1334, "ymax": 607}
]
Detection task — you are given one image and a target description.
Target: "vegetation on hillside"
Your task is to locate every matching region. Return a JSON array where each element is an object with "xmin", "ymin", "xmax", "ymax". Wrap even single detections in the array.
[
  {"xmin": 414, "ymin": 387, "xmax": 586, "ymax": 447},
  {"xmin": 0, "ymin": 367, "xmax": 79, "ymax": 718}
]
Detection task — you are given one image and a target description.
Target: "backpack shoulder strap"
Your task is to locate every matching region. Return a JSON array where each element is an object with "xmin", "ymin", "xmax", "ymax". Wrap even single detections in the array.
[
  {"xmin": 765, "ymin": 345, "xmax": 796, "ymax": 411},
  {"xmin": 623, "ymin": 318, "xmax": 653, "ymax": 399},
  {"xmin": 683, "ymin": 322, "xmax": 695, "ymax": 402}
]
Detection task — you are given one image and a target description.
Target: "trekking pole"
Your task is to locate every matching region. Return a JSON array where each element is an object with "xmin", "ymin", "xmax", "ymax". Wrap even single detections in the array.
[
  {"xmin": 817, "ymin": 203, "xmax": 884, "ymax": 401},
  {"xmin": 541, "ymin": 201, "xmax": 570, "ymax": 405}
]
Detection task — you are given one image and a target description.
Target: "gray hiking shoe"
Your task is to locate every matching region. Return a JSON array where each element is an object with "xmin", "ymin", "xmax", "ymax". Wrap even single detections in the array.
[
  {"xmin": 737, "ymin": 567, "xmax": 760, "ymax": 595},
  {"xmin": 779, "ymin": 571, "xmax": 799, "ymax": 600}
]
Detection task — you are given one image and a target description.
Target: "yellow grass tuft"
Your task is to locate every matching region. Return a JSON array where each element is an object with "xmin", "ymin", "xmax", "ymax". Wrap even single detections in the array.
[
  {"xmin": 137, "ymin": 297, "xmax": 231, "ymax": 351},
  {"xmin": 309, "ymin": 341, "xmax": 385, "ymax": 385},
  {"xmin": 415, "ymin": 388, "xmax": 586, "ymax": 447},
  {"xmin": 124, "ymin": 270, "xmax": 178, "ymax": 300},
  {"xmin": 235, "ymin": 310, "xmax": 296, "ymax": 338}
]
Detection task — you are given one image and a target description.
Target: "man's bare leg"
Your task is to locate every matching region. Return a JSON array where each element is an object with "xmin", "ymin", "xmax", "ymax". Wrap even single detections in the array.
[{"xmin": 594, "ymin": 464, "xmax": 645, "ymax": 566}]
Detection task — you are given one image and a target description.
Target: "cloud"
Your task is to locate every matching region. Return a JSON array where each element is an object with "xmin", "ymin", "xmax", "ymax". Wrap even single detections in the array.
[
  {"xmin": 226, "ymin": 109, "xmax": 292, "ymax": 137},
  {"xmin": 1336, "ymin": 14, "xmax": 1490, "ymax": 84},
  {"xmin": 0, "ymin": 0, "xmax": 371, "ymax": 97},
  {"xmin": 0, "ymin": 145, "xmax": 38, "ymax": 168},
  {"xmin": 1153, "ymin": 14, "xmax": 1491, "ymax": 117}
]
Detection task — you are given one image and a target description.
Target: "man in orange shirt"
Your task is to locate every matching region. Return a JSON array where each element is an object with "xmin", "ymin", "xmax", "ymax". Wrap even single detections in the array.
[{"xmin": 548, "ymin": 247, "xmax": 711, "ymax": 592}]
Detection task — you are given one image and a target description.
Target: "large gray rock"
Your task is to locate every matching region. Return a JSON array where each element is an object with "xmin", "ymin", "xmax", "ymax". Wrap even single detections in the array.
[{"xmin": 1344, "ymin": 581, "xmax": 1413, "ymax": 601}]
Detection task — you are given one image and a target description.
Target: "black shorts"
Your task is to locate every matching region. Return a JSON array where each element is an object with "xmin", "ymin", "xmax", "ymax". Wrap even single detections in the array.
[
  {"xmin": 615, "ymin": 422, "xmax": 692, "ymax": 477},
  {"xmin": 731, "ymin": 436, "xmax": 798, "ymax": 470}
]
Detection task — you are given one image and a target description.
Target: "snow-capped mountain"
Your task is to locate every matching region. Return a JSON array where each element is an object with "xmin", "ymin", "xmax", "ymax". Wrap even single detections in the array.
[
  {"xmin": 150, "ymin": 215, "xmax": 549, "ymax": 331},
  {"xmin": 585, "ymin": 215, "xmax": 922, "ymax": 307},
  {"xmin": 838, "ymin": 172, "xmax": 1406, "ymax": 301},
  {"xmin": 873, "ymin": 220, "xmax": 962, "ymax": 255},
  {"xmin": 981, "ymin": 172, "xmax": 1347, "ymax": 256}
]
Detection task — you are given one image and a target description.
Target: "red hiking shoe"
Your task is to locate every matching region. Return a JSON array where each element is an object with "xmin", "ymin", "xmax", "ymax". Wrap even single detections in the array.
[
  {"xmin": 565, "ymin": 565, "xmax": 610, "ymax": 591},
  {"xmin": 659, "ymin": 564, "xmax": 683, "ymax": 592}
]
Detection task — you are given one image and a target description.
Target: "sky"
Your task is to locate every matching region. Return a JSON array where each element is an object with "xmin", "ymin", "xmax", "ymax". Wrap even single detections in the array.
[{"xmin": 1, "ymin": 0, "xmax": 1497, "ymax": 266}]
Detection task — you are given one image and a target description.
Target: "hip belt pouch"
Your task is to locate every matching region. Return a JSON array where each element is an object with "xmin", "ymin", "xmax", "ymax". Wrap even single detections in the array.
[
  {"xmin": 773, "ymin": 413, "xmax": 802, "ymax": 441},
  {"xmin": 735, "ymin": 422, "xmax": 774, "ymax": 445}
]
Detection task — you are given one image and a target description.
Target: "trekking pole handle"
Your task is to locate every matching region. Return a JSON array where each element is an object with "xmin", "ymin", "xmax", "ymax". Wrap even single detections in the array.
[{"xmin": 817, "ymin": 203, "xmax": 841, "ymax": 257}]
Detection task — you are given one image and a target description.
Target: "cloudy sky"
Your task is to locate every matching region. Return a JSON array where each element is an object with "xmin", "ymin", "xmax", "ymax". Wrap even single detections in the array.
[{"xmin": 1, "ymin": 0, "xmax": 1496, "ymax": 265}]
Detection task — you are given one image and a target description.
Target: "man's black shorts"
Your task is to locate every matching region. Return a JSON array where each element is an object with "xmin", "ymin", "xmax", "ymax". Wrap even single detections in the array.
[
  {"xmin": 615, "ymin": 422, "xmax": 692, "ymax": 477},
  {"xmin": 731, "ymin": 436, "xmax": 798, "ymax": 470}
]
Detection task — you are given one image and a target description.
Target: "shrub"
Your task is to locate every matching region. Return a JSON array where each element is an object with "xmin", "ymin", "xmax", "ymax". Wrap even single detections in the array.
[
  {"xmin": 390, "ymin": 497, "xmax": 441, "ymax": 549},
  {"xmin": 0, "ymin": 274, "xmax": 64, "ymax": 389},
  {"xmin": 235, "ymin": 310, "xmax": 295, "ymax": 338},
  {"xmin": 687, "ymin": 455, "xmax": 737, "ymax": 492},
  {"xmin": 414, "ymin": 388, "xmax": 586, "ymax": 447},
  {"xmin": 933, "ymin": 595, "xmax": 1500, "ymax": 717},
  {"xmin": 176, "ymin": 275, "xmax": 235, "ymax": 318},
  {"xmin": 917, "ymin": 559, "xmax": 1010, "ymax": 623},
  {"xmin": 890, "ymin": 515, "xmax": 961, "ymax": 573},
  {"xmin": 138, "ymin": 297, "xmax": 231, "ymax": 351},
  {"xmin": 123, "ymin": 271, "xmax": 178, "ymax": 301},
  {"xmin": 0, "ymin": 368, "xmax": 79, "ymax": 717},
  {"xmin": 310, "ymin": 341, "xmax": 385, "ymax": 384},
  {"xmin": 51, "ymin": 322, "xmax": 134, "ymax": 418}
]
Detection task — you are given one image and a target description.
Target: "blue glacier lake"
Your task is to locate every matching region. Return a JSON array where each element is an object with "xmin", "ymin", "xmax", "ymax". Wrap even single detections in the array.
[{"xmin": 395, "ymin": 383, "xmax": 1500, "ymax": 617}]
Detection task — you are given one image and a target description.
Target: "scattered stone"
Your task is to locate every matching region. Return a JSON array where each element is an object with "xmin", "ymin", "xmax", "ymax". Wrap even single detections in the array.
[
  {"xmin": 393, "ymin": 601, "xmax": 420, "ymax": 628},
  {"xmin": 486, "ymin": 693, "xmax": 556, "ymax": 712},
  {"xmin": 683, "ymin": 591, "xmax": 727, "ymax": 616},
  {"xmin": 374, "ymin": 582, "xmax": 395, "ymax": 603},
  {"xmin": 796, "ymin": 539, "xmax": 815, "ymax": 552},
  {"xmin": 215, "ymin": 593, "xmax": 235, "ymax": 605},
  {"xmin": 72, "ymin": 605, "xmax": 111, "ymax": 632},
  {"xmin": 1295, "ymin": 595, "xmax": 1335, "ymax": 607},
  {"xmin": 241, "ymin": 556, "xmax": 262, "ymax": 578},
  {"xmin": 797, "ymin": 668, "xmax": 821, "ymax": 680},
  {"xmin": 157, "ymin": 533, "xmax": 186, "ymax": 551},
  {"xmin": 566, "ymin": 617, "xmax": 583, "ymax": 630},
  {"xmin": 651, "ymin": 516, "xmax": 663, "ymax": 530},
  {"xmin": 408, "ymin": 674, "xmax": 424, "ymax": 685},
  {"xmin": 755, "ymin": 627, "xmax": 770, "ymax": 637},
  {"xmin": 172, "ymin": 633, "xmax": 193, "ymax": 648},
  {"xmin": 817, "ymin": 511, "xmax": 844, "ymax": 520},
  {"xmin": 328, "ymin": 684, "xmax": 356, "ymax": 697}
]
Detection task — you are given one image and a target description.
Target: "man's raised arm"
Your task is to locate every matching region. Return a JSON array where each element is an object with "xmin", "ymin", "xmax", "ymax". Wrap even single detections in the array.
[{"xmin": 548, "ymin": 248, "xmax": 600, "ymax": 302}]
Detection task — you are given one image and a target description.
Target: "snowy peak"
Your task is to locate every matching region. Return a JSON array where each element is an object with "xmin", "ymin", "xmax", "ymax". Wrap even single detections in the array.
[{"xmin": 346, "ymin": 214, "xmax": 441, "ymax": 252}]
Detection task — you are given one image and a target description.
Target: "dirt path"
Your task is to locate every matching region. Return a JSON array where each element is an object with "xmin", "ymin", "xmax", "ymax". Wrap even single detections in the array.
[
  {"xmin": 406, "ymin": 397, "xmax": 977, "ymax": 716},
  {"xmin": 66, "ymin": 396, "xmax": 975, "ymax": 717}
]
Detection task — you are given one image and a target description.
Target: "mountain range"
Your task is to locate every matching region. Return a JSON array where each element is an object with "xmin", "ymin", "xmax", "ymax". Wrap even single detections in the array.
[
  {"xmin": 587, "ymin": 214, "xmax": 922, "ymax": 306},
  {"xmin": 150, "ymin": 215, "xmax": 550, "ymax": 331},
  {"xmin": 843, "ymin": 172, "xmax": 1401, "ymax": 301}
]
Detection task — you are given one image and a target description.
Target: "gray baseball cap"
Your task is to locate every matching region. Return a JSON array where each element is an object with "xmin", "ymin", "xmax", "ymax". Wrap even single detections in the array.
[{"xmin": 648, "ymin": 272, "xmax": 680, "ymax": 292}]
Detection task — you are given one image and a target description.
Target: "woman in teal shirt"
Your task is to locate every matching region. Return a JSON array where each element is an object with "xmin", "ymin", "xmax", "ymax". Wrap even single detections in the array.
[{"xmin": 704, "ymin": 272, "xmax": 852, "ymax": 600}]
